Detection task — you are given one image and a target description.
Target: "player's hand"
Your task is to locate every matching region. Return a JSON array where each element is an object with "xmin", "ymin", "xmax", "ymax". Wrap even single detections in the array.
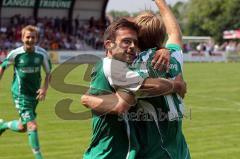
[
  {"xmin": 36, "ymin": 88, "xmax": 47, "ymax": 101},
  {"xmin": 173, "ymin": 75, "xmax": 187, "ymax": 98},
  {"xmin": 151, "ymin": 48, "xmax": 170, "ymax": 72}
]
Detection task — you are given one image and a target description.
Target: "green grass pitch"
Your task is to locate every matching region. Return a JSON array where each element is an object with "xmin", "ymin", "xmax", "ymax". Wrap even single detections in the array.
[{"xmin": 0, "ymin": 63, "xmax": 240, "ymax": 159}]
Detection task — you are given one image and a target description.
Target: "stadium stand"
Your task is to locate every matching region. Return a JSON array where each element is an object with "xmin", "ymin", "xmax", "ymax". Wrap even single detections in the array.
[
  {"xmin": 1, "ymin": 0, "xmax": 239, "ymax": 62},
  {"xmin": 0, "ymin": 0, "xmax": 109, "ymax": 51}
]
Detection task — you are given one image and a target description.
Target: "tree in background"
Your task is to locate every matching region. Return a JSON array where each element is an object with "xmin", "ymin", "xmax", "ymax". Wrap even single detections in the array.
[
  {"xmin": 107, "ymin": 0, "xmax": 240, "ymax": 43},
  {"xmin": 107, "ymin": 10, "xmax": 131, "ymax": 20},
  {"xmin": 169, "ymin": 1, "xmax": 188, "ymax": 35},
  {"xmin": 185, "ymin": 0, "xmax": 240, "ymax": 42}
]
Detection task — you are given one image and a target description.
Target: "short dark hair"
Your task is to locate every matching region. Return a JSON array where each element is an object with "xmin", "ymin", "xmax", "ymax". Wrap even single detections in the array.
[{"xmin": 104, "ymin": 18, "xmax": 139, "ymax": 42}]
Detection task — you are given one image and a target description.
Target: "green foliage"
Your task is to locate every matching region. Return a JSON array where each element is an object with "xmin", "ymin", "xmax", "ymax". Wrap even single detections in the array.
[
  {"xmin": 170, "ymin": 2, "xmax": 189, "ymax": 34},
  {"xmin": 171, "ymin": 2, "xmax": 185, "ymax": 20},
  {"xmin": 185, "ymin": 0, "xmax": 240, "ymax": 42},
  {"xmin": 107, "ymin": 10, "xmax": 131, "ymax": 20}
]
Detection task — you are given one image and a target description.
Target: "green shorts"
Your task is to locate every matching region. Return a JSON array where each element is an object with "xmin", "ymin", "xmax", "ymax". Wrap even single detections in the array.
[{"xmin": 12, "ymin": 94, "xmax": 38, "ymax": 125}]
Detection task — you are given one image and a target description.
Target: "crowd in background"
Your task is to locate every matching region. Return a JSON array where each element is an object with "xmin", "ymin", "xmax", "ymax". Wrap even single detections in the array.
[
  {"xmin": 1, "ymin": 14, "xmax": 240, "ymax": 56},
  {"xmin": 183, "ymin": 40, "xmax": 240, "ymax": 55},
  {"xmin": 0, "ymin": 14, "xmax": 107, "ymax": 52}
]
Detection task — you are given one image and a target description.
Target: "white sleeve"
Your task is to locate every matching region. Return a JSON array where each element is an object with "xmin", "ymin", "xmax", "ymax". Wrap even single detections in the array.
[
  {"xmin": 103, "ymin": 58, "xmax": 145, "ymax": 92},
  {"xmin": 1, "ymin": 50, "xmax": 16, "ymax": 69},
  {"xmin": 36, "ymin": 47, "xmax": 52, "ymax": 74},
  {"xmin": 42, "ymin": 53, "xmax": 51, "ymax": 74},
  {"xmin": 166, "ymin": 44, "xmax": 184, "ymax": 71},
  {"xmin": 171, "ymin": 50, "xmax": 183, "ymax": 70}
]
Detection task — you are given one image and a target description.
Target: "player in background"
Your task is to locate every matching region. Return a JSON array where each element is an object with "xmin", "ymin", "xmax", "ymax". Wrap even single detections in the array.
[{"xmin": 0, "ymin": 25, "xmax": 52, "ymax": 159}]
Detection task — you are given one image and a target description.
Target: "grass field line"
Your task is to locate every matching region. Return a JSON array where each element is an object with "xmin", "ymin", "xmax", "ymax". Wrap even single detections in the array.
[
  {"xmin": 191, "ymin": 146, "xmax": 240, "ymax": 156},
  {"xmin": 188, "ymin": 94, "xmax": 240, "ymax": 106},
  {"xmin": 187, "ymin": 133, "xmax": 240, "ymax": 142},
  {"xmin": 187, "ymin": 121, "xmax": 240, "ymax": 130},
  {"xmin": 0, "ymin": 136, "xmax": 82, "ymax": 147},
  {"xmin": 187, "ymin": 105, "xmax": 240, "ymax": 112},
  {"xmin": 0, "ymin": 150, "xmax": 80, "ymax": 159},
  {"xmin": 190, "ymin": 143, "xmax": 240, "ymax": 153},
  {"xmin": 187, "ymin": 94, "xmax": 240, "ymax": 106}
]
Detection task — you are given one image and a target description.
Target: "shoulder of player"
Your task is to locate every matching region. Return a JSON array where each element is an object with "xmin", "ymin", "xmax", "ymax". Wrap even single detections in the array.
[
  {"xmin": 166, "ymin": 44, "xmax": 183, "ymax": 53},
  {"xmin": 103, "ymin": 57, "xmax": 127, "ymax": 68},
  {"xmin": 34, "ymin": 46, "xmax": 49, "ymax": 57},
  {"xmin": 170, "ymin": 56, "xmax": 180, "ymax": 66},
  {"xmin": 7, "ymin": 46, "xmax": 25, "ymax": 59},
  {"xmin": 102, "ymin": 57, "xmax": 129, "ymax": 77}
]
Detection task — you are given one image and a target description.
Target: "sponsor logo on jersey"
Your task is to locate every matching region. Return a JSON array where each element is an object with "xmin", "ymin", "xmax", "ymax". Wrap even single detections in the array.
[{"xmin": 20, "ymin": 67, "xmax": 40, "ymax": 73}]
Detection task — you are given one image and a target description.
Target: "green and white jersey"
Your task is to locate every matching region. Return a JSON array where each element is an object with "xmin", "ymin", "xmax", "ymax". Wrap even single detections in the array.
[
  {"xmin": 1, "ymin": 46, "xmax": 52, "ymax": 97},
  {"xmin": 101, "ymin": 57, "xmax": 146, "ymax": 92},
  {"xmin": 84, "ymin": 58, "xmax": 144, "ymax": 159},
  {"xmin": 133, "ymin": 44, "xmax": 184, "ymax": 121},
  {"xmin": 133, "ymin": 44, "xmax": 190, "ymax": 159}
]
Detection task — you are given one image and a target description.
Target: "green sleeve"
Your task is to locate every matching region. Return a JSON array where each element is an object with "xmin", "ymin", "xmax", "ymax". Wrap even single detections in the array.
[
  {"xmin": 1, "ymin": 51, "xmax": 14, "ymax": 70},
  {"xmin": 166, "ymin": 43, "xmax": 182, "ymax": 53}
]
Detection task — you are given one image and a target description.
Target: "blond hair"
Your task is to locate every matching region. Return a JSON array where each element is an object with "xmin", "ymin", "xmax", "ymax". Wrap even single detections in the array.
[
  {"xmin": 21, "ymin": 25, "xmax": 39, "ymax": 39},
  {"xmin": 134, "ymin": 11, "xmax": 166, "ymax": 51}
]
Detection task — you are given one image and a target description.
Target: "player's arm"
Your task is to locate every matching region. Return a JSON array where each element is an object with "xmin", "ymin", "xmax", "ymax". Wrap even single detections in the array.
[
  {"xmin": 36, "ymin": 73, "xmax": 51, "ymax": 101},
  {"xmin": 0, "ymin": 66, "xmax": 5, "ymax": 80},
  {"xmin": 37, "ymin": 50, "xmax": 52, "ymax": 101},
  {"xmin": 155, "ymin": 0, "xmax": 182, "ymax": 46},
  {"xmin": 81, "ymin": 76, "xmax": 186, "ymax": 115},
  {"xmin": 139, "ymin": 75, "xmax": 186, "ymax": 98},
  {"xmin": 0, "ymin": 51, "xmax": 14, "ymax": 80},
  {"xmin": 81, "ymin": 90, "xmax": 135, "ymax": 115},
  {"xmin": 174, "ymin": 74, "xmax": 187, "ymax": 98},
  {"xmin": 104, "ymin": 58, "xmax": 186, "ymax": 98}
]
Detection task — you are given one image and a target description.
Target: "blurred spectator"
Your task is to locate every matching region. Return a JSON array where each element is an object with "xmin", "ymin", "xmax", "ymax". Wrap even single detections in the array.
[
  {"xmin": 1, "ymin": 14, "xmax": 107, "ymax": 51},
  {"xmin": 0, "ymin": 49, "xmax": 8, "ymax": 63}
]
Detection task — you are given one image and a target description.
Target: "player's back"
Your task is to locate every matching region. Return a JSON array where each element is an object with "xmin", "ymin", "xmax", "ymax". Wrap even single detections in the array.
[{"xmin": 132, "ymin": 48, "xmax": 184, "ymax": 119}]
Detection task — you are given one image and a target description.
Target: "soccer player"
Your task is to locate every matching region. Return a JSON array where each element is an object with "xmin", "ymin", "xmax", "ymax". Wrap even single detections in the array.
[
  {"xmin": 133, "ymin": 4, "xmax": 191, "ymax": 158},
  {"xmin": 81, "ymin": 18, "xmax": 186, "ymax": 159},
  {"xmin": 0, "ymin": 25, "xmax": 52, "ymax": 159}
]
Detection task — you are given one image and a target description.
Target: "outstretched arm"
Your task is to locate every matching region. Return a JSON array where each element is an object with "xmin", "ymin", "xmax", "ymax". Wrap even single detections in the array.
[
  {"xmin": 139, "ymin": 75, "xmax": 186, "ymax": 98},
  {"xmin": 81, "ymin": 91, "xmax": 135, "ymax": 115},
  {"xmin": 81, "ymin": 76, "xmax": 186, "ymax": 115},
  {"xmin": 155, "ymin": 0, "xmax": 182, "ymax": 46}
]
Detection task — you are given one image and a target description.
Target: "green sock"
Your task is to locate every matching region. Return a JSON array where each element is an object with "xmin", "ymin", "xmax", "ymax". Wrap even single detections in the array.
[
  {"xmin": 0, "ymin": 119, "xmax": 8, "ymax": 134},
  {"xmin": 6, "ymin": 120, "xmax": 22, "ymax": 132},
  {"xmin": 1, "ymin": 122, "xmax": 8, "ymax": 130},
  {"xmin": 28, "ymin": 130, "xmax": 43, "ymax": 159}
]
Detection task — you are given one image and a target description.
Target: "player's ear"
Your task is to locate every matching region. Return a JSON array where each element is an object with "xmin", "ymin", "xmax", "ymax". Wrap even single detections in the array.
[{"xmin": 104, "ymin": 40, "xmax": 115, "ymax": 50}]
